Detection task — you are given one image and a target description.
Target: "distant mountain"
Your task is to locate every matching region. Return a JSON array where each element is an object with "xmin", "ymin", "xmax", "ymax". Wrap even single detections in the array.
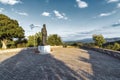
[
  {"xmin": 105, "ymin": 37, "xmax": 120, "ymax": 42},
  {"xmin": 64, "ymin": 38, "xmax": 93, "ymax": 43},
  {"xmin": 65, "ymin": 37, "xmax": 120, "ymax": 43},
  {"xmin": 76, "ymin": 38, "xmax": 93, "ymax": 43}
]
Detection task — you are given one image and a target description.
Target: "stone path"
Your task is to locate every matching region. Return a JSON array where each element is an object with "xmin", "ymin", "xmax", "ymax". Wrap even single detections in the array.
[{"xmin": 0, "ymin": 48, "xmax": 120, "ymax": 80}]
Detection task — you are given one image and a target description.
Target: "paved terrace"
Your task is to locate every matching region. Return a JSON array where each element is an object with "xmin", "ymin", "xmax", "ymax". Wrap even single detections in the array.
[{"xmin": 0, "ymin": 48, "xmax": 120, "ymax": 80}]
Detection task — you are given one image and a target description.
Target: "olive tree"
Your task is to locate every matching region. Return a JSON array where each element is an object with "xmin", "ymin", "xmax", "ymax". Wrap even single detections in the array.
[
  {"xmin": 92, "ymin": 34, "xmax": 106, "ymax": 47},
  {"xmin": 0, "ymin": 14, "xmax": 24, "ymax": 49}
]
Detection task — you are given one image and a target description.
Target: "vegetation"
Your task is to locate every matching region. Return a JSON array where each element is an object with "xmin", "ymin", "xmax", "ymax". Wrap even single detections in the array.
[
  {"xmin": 63, "ymin": 43, "xmax": 67, "ymax": 48},
  {"xmin": 35, "ymin": 32, "xmax": 42, "ymax": 46},
  {"xmin": 103, "ymin": 42, "xmax": 120, "ymax": 51},
  {"xmin": 27, "ymin": 33, "xmax": 63, "ymax": 47},
  {"xmin": 64, "ymin": 42, "xmax": 83, "ymax": 48},
  {"xmin": 112, "ymin": 43, "xmax": 120, "ymax": 51},
  {"xmin": 15, "ymin": 38, "xmax": 27, "ymax": 48},
  {"xmin": 27, "ymin": 32, "xmax": 42, "ymax": 47},
  {"xmin": 0, "ymin": 14, "xmax": 24, "ymax": 49},
  {"xmin": 47, "ymin": 34, "xmax": 63, "ymax": 46},
  {"xmin": 0, "ymin": 14, "xmax": 119, "ymax": 51},
  {"xmin": 92, "ymin": 34, "xmax": 106, "ymax": 47},
  {"xmin": 27, "ymin": 35, "xmax": 35, "ymax": 47}
]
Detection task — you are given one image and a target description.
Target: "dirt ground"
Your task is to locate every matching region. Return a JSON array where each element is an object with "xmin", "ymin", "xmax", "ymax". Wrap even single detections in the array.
[{"xmin": 0, "ymin": 48, "xmax": 120, "ymax": 80}]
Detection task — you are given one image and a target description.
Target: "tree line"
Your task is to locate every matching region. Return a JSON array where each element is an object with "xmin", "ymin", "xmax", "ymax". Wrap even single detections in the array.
[
  {"xmin": 27, "ymin": 32, "xmax": 63, "ymax": 47},
  {"xmin": 0, "ymin": 14, "xmax": 120, "ymax": 51},
  {"xmin": 70, "ymin": 34, "xmax": 120, "ymax": 51},
  {"xmin": 92, "ymin": 34, "xmax": 120, "ymax": 51},
  {"xmin": 0, "ymin": 14, "xmax": 63, "ymax": 49}
]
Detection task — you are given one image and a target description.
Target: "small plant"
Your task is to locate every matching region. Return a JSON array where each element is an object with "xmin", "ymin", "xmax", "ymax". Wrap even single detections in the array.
[{"xmin": 63, "ymin": 43, "xmax": 67, "ymax": 48}]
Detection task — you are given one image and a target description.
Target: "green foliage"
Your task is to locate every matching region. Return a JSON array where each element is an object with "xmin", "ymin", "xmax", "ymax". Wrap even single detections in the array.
[
  {"xmin": 27, "ymin": 35, "xmax": 35, "ymax": 47},
  {"xmin": 35, "ymin": 32, "xmax": 42, "ymax": 46},
  {"xmin": 47, "ymin": 34, "xmax": 63, "ymax": 46},
  {"xmin": 103, "ymin": 40, "xmax": 120, "ymax": 51},
  {"xmin": 15, "ymin": 38, "xmax": 27, "ymax": 48},
  {"xmin": 0, "ymin": 14, "xmax": 24, "ymax": 49},
  {"xmin": 27, "ymin": 32, "xmax": 42, "ymax": 47},
  {"xmin": 93, "ymin": 34, "xmax": 106, "ymax": 47},
  {"xmin": 7, "ymin": 40, "xmax": 16, "ymax": 48},
  {"xmin": 5, "ymin": 38, "xmax": 27, "ymax": 48},
  {"xmin": 63, "ymin": 43, "xmax": 67, "ymax": 48},
  {"xmin": 112, "ymin": 43, "xmax": 120, "ymax": 50},
  {"xmin": 82, "ymin": 43, "xmax": 95, "ymax": 48},
  {"xmin": 0, "ymin": 14, "xmax": 24, "ymax": 39},
  {"xmin": 71, "ymin": 42, "xmax": 78, "ymax": 46},
  {"xmin": 104, "ymin": 45, "xmax": 113, "ymax": 50},
  {"xmin": 0, "ymin": 41, "xmax": 2, "ymax": 48},
  {"xmin": 104, "ymin": 43, "xmax": 120, "ymax": 51}
]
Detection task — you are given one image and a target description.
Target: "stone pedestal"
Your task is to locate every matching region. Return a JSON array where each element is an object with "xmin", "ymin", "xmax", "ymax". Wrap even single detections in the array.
[{"xmin": 38, "ymin": 45, "xmax": 51, "ymax": 54}]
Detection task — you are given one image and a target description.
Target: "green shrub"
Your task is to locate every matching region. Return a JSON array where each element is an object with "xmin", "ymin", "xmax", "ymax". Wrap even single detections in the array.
[
  {"xmin": 63, "ymin": 43, "xmax": 67, "ymax": 48},
  {"xmin": 112, "ymin": 43, "xmax": 120, "ymax": 51}
]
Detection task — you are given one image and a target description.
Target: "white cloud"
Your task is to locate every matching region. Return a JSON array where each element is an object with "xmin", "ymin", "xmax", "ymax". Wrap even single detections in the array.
[
  {"xmin": 93, "ymin": 11, "xmax": 116, "ymax": 18},
  {"xmin": 16, "ymin": 12, "xmax": 28, "ymax": 16},
  {"xmin": 76, "ymin": 0, "xmax": 88, "ymax": 8},
  {"xmin": 112, "ymin": 19, "xmax": 120, "ymax": 27},
  {"xmin": 53, "ymin": 10, "xmax": 63, "ymax": 19},
  {"xmin": 0, "ymin": 8, "xmax": 4, "ymax": 13},
  {"xmin": 53, "ymin": 10, "xmax": 68, "ymax": 20},
  {"xmin": 12, "ymin": 8, "xmax": 28, "ymax": 16},
  {"xmin": 107, "ymin": 0, "xmax": 119, "ymax": 3},
  {"xmin": 99, "ymin": 11, "xmax": 116, "ymax": 17},
  {"xmin": 62, "ymin": 25, "xmax": 120, "ymax": 41},
  {"xmin": 42, "ymin": 12, "xmax": 50, "ymax": 17},
  {"xmin": 0, "ymin": 0, "xmax": 21, "ymax": 5},
  {"xmin": 117, "ymin": 3, "xmax": 120, "ymax": 8}
]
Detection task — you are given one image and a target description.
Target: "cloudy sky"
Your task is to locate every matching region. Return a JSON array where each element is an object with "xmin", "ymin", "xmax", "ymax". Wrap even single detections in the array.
[{"xmin": 0, "ymin": 0, "xmax": 120, "ymax": 41}]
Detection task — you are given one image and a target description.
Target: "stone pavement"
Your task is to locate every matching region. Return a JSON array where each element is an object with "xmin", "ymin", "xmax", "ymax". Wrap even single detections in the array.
[{"xmin": 0, "ymin": 48, "xmax": 120, "ymax": 80}]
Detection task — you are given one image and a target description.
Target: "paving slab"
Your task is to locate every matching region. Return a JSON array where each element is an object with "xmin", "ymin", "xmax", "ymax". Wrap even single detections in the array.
[{"xmin": 0, "ymin": 48, "xmax": 120, "ymax": 80}]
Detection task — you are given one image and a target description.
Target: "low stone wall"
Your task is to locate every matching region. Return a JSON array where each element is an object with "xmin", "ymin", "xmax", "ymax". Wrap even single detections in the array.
[
  {"xmin": 0, "ymin": 48, "xmax": 25, "ymax": 54},
  {"xmin": 0, "ymin": 47, "xmax": 35, "ymax": 54},
  {"xmin": 82, "ymin": 46, "xmax": 120, "ymax": 60},
  {"xmin": 51, "ymin": 46, "xmax": 63, "ymax": 48}
]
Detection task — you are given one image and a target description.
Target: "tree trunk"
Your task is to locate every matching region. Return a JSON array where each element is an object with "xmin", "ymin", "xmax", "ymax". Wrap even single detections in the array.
[{"xmin": 1, "ymin": 40, "xmax": 7, "ymax": 49}]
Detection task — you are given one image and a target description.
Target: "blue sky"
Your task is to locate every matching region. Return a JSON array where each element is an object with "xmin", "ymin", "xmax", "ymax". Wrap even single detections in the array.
[{"xmin": 0, "ymin": 0, "xmax": 120, "ymax": 41}]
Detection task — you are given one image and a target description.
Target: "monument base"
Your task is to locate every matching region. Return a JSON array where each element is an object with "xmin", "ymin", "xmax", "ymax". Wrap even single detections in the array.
[{"xmin": 38, "ymin": 45, "xmax": 51, "ymax": 54}]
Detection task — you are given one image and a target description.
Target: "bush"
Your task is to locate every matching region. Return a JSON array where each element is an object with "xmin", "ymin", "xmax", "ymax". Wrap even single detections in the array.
[
  {"xmin": 63, "ymin": 43, "xmax": 67, "ymax": 48},
  {"xmin": 112, "ymin": 43, "xmax": 120, "ymax": 51},
  {"xmin": 104, "ymin": 43, "xmax": 120, "ymax": 51},
  {"xmin": 27, "ymin": 44, "xmax": 34, "ymax": 47},
  {"xmin": 47, "ymin": 34, "xmax": 63, "ymax": 46},
  {"xmin": 7, "ymin": 44, "xmax": 16, "ymax": 48},
  {"xmin": 17, "ymin": 43, "xmax": 26, "ymax": 48},
  {"xmin": 0, "ymin": 42, "xmax": 2, "ymax": 48},
  {"xmin": 83, "ymin": 43, "xmax": 95, "ymax": 47}
]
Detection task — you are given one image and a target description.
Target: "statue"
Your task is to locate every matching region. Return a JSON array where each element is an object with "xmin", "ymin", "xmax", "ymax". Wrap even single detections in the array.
[
  {"xmin": 38, "ymin": 24, "xmax": 50, "ymax": 54},
  {"xmin": 41, "ymin": 24, "xmax": 47, "ymax": 45}
]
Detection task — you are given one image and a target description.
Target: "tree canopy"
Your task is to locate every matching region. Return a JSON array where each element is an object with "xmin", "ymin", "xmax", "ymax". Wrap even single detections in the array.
[
  {"xmin": 27, "ymin": 35, "xmax": 35, "ymax": 47},
  {"xmin": 0, "ymin": 14, "xmax": 24, "ymax": 49},
  {"xmin": 27, "ymin": 32, "xmax": 42, "ymax": 47},
  {"xmin": 92, "ymin": 34, "xmax": 106, "ymax": 47},
  {"xmin": 47, "ymin": 34, "xmax": 63, "ymax": 46}
]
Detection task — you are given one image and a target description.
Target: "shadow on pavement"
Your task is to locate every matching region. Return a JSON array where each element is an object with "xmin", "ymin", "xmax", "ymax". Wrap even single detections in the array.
[
  {"xmin": 0, "ymin": 48, "xmax": 85, "ymax": 80},
  {"xmin": 78, "ymin": 49, "xmax": 120, "ymax": 80}
]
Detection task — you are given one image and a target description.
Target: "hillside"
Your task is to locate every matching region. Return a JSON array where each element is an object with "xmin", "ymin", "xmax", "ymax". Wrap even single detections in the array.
[{"xmin": 65, "ymin": 37, "xmax": 120, "ymax": 43}]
